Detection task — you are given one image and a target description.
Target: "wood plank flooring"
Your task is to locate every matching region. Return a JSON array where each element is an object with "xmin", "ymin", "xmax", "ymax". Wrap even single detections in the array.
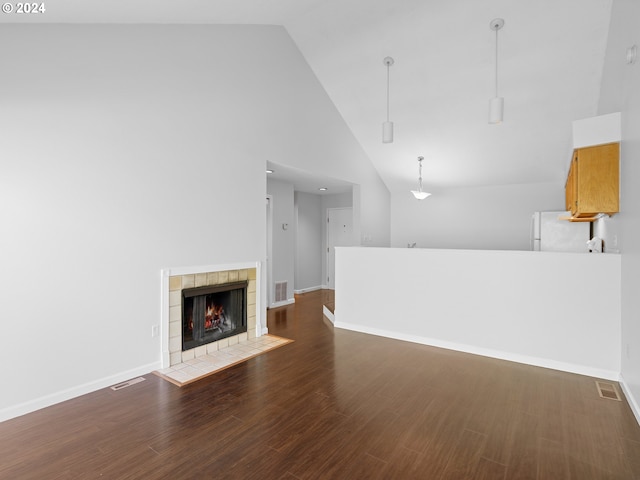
[{"xmin": 1, "ymin": 290, "xmax": 640, "ymax": 479}]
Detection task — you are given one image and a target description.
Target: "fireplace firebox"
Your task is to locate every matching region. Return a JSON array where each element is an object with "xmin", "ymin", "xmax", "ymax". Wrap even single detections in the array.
[{"xmin": 182, "ymin": 281, "xmax": 248, "ymax": 351}]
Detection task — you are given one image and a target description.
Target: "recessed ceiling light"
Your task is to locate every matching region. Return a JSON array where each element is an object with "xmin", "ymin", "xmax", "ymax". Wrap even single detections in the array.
[
  {"xmin": 318, "ymin": 187, "xmax": 328, "ymax": 191},
  {"xmin": 266, "ymin": 169, "xmax": 274, "ymax": 174}
]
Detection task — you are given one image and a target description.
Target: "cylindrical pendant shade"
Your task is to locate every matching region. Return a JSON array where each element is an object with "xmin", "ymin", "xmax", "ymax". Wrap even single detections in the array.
[
  {"xmin": 489, "ymin": 96, "xmax": 504, "ymax": 124},
  {"xmin": 382, "ymin": 121, "xmax": 394, "ymax": 143}
]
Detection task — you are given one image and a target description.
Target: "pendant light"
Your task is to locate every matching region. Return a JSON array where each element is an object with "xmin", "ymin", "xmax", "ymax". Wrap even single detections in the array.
[
  {"xmin": 489, "ymin": 18, "xmax": 505, "ymax": 124},
  {"xmin": 382, "ymin": 56, "xmax": 394, "ymax": 143},
  {"xmin": 411, "ymin": 157, "xmax": 431, "ymax": 200}
]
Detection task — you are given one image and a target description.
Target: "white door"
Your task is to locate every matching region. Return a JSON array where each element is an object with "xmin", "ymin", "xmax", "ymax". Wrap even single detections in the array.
[{"xmin": 327, "ymin": 207, "xmax": 353, "ymax": 289}]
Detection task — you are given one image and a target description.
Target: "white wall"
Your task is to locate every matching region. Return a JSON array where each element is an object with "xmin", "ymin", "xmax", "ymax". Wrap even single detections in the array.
[
  {"xmin": 598, "ymin": 0, "xmax": 640, "ymax": 421},
  {"xmin": 267, "ymin": 179, "xmax": 295, "ymax": 303},
  {"xmin": 336, "ymin": 247, "xmax": 621, "ymax": 380},
  {"xmin": 0, "ymin": 24, "xmax": 389, "ymax": 421},
  {"xmin": 294, "ymin": 192, "xmax": 323, "ymax": 292},
  {"xmin": 391, "ymin": 182, "xmax": 564, "ymax": 250},
  {"xmin": 321, "ymin": 192, "xmax": 354, "ymax": 210}
]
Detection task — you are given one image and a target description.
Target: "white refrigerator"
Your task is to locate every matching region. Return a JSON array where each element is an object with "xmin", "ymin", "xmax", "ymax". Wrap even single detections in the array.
[{"xmin": 531, "ymin": 211, "xmax": 590, "ymax": 252}]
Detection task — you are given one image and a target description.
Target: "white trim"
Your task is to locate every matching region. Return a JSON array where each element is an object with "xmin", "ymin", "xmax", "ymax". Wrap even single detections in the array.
[
  {"xmin": 323, "ymin": 305, "xmax": 335, "ymax": 324},
  {"xmin": 294, "ymin": 285, "xmax": 323, "ymax": 294},
  {"xmin": 255, "ymin": 261, "xmax": 264, "ymax": 338},
  {"xmin": 334, "ymin": 321, "xmax": 620, "ymax": 382},
  {"xmin": 162, "ymin": 261, "xmax": 258, "ymax": 277},
  {"xmin": 266, "ymin": 195, "xmax": 273, "ymax": 309},
  {"xmin": 0, "ymin": 362, "xmax": 161, "ymax": 423},
  {"xmin": 160, "ymin": 269, "xmax": 171, "ymax": 369},
  {"xmin": 619, "ymin": 374, "xmax": 640, "ymax": 426}
]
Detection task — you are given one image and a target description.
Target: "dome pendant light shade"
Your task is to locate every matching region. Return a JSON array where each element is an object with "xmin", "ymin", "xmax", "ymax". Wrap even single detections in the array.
[
  {"xmin": 489, "ymin": 96, "xmax": 504, "ymax": 124},
  {"xmin": 382, "ymin": 56, "xmax": 394, "ymax": 143},
  {"xmin": 489, "ymin": 18, "xmax": 505, "ymax": 124},
  {"xmin": 411, "ymin": 156, "xmax": 431, "ymax": 200},
  {"xmin": 412, "ymin": 190, "xmax": 430, "ymax": 200}
]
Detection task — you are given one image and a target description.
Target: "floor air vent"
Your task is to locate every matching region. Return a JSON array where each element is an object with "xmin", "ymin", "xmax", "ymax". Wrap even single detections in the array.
[
  {"xmin": 111, "ymin": 377, "xmax": 146, "ymax": 391},
  {"xmin": 275, "ymin": 281, "xmax": 287, "ymax": 303},
  {"xmin": 595, "ymin": 381, "xmax": 622, "ymax": 401}
]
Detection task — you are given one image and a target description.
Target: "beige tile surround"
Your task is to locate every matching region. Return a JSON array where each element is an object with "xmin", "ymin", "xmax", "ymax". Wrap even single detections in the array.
[
  {"xmin": 168, "ymin": 268, "xmax": 257, "ymax": 367},
  {"xmin": 156, "ymin": 334, "xmax": 292, "ymax": 386}
]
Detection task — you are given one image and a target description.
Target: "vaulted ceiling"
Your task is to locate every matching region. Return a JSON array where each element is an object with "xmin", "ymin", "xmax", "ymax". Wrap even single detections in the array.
[{"xmin": 6, "ymin": 0, "xmax": 612, "ymax": 194}]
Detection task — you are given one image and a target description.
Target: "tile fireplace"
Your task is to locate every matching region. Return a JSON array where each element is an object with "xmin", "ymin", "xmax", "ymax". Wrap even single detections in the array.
[{"xmin": 161, "ymin": 263, "xmax": 260, "ymax": 368}]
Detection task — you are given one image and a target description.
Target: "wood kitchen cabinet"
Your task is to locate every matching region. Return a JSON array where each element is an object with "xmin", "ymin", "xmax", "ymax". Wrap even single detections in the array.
[{"xmin": 565, "ymin": 142, "xmax": 619, "ymax": 220}]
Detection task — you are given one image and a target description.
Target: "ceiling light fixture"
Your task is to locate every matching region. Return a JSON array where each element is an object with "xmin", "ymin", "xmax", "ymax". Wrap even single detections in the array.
[
  {"xmin": 318, "ymin": 187, "xmax": 328, "ymax": 191},
  {"xmin": 411, "ymin": 157, "xmax": 431, "ymax": 200},
  {"xmin": 489, "ymin": 18, "xmax": 505, "ymax": 124},
  {"xmin": 383, "ymin": 56, "xmax": 394, "ymax": 143},
  {"xmin": 266, "ymin": 169, "xmax": 274, "ymax": 174}
]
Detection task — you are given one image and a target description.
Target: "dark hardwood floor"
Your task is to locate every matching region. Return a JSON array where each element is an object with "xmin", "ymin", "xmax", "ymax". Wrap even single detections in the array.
[{"xmin": 1, "ymin": 290, "xmax": 640, "ymax": 479}]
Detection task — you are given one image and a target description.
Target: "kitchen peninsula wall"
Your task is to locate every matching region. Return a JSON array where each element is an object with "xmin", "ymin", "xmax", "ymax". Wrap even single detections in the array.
[{"xmin": 335, "ymin": 246, "xmax": 621, "ymax": 380}]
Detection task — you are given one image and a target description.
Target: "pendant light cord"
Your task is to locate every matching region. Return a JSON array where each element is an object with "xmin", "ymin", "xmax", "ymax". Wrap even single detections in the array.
[
  {"xmin": 386, "ymin": 63, "xmax": 390, "ymax": 122},
  {"xmin": 382, "ymin": 57, "xmax": 395, "ymax": 142},
  {"xmin": 494, "ymin": 27, "xmax": 499, "ymax": 98}
]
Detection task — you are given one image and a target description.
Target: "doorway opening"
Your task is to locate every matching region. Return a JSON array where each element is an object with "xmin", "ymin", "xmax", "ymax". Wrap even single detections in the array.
[{"xmin": 266, "ymin": 161, "xmax": 356, "ymax": 311}]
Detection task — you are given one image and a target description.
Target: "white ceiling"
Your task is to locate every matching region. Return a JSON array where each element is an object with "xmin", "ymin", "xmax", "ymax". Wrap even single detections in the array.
[{"xmin": 4, "ymin": 0, "xmax": 613, "ymax": 194}]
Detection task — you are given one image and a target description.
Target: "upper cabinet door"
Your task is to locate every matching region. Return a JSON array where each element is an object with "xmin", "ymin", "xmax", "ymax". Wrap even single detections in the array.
[{"xmin": 566, "ymin": 142, "xmax": 619, "ymax": 220}]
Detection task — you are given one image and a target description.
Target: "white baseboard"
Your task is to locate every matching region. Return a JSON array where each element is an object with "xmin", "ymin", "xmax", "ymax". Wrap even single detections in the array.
[
  {"xmin": 619, "ymin": 374, "xmax": 640, "ymax": 426},
  {"xmin": 323, "ymin": 305, "xmax": 335, "ymax": 324},
  {"xmin": 294, "ymin": 285, "xmax": 323, "ymax": 294},
  {"xmin": 268, "ymin": 298, "xmax": 295, "ymax": 309},
  {"xmin": 334, "ymin": 321, "xmax": 620, "ymax": 381},
  {"xmin": 0, "ymin": 362, "xmax": 162, "ymax": 423}
]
